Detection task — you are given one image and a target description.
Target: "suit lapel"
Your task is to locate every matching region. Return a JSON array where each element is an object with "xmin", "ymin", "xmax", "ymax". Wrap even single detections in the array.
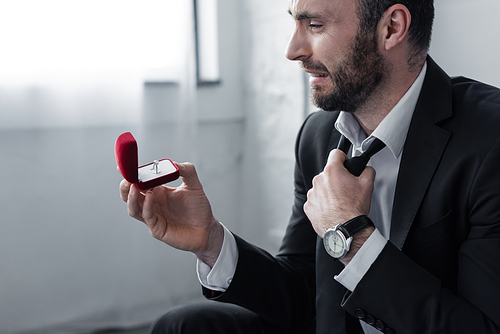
[
  {"xmin": 390, "ymin": 57, "xmax": 453, "ymax": 250},
  {"xmin": 323, "ymin": 112, "xmax": 343, "ymax": 172},
  {"xmin": 327, "ymin": 128, "xmax": 343, "ymax": 160}
]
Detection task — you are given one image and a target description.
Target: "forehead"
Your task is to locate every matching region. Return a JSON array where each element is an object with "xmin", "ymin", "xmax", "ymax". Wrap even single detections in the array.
[{"xmin": 288, "ymin": 0, "xmax": 358, "ymax": 19}]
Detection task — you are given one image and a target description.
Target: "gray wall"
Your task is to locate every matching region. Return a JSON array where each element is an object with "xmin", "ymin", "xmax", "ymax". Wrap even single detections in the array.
[
  {"xmin": 430, "ymin": 0, "xmax": 500, "ymax": 88},
  {"xmin": 237, "ymin": 0, "xmax": 305, "ymax": 250},
  {"xmin": 1, "ymin": 0, "xmax": 499, "ymax": 333}
]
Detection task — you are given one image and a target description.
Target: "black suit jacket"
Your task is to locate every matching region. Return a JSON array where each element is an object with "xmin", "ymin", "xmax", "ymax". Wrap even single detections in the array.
[{"xmin": 207, "ymin": 57, "xmax": 500, "ymax": 333}]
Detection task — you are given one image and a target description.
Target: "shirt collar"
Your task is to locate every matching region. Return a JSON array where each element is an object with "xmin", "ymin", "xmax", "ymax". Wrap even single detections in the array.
[{"xmin": 335, "ymin": 61, "xmax": 427, "ymax": 159}]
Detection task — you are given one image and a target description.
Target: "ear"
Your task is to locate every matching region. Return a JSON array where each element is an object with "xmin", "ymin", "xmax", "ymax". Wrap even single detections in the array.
[{"xmin": 378, "ymin": 4, "xmax": 411, "ymax": 51}]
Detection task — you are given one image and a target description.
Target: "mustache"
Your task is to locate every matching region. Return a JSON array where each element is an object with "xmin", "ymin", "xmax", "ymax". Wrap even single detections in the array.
[{"xmin": 300, "ymin": 60, "xmax": 329, "ymax": 73}]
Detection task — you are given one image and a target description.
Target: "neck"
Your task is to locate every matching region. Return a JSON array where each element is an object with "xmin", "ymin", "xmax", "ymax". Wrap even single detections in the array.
[{"xmin": 353, "ymin": 58, "xmax": 425, "ymax": 136}]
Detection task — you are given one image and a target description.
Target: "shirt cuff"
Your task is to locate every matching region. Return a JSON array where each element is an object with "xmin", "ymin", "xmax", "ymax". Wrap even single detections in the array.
[
  {"xmin": 334, "ymin": 228, "xmax": 387, "ymax": 292},
  {"xmin": 197, "ymin": 223, "xmax": 238, "ymax": 292}
]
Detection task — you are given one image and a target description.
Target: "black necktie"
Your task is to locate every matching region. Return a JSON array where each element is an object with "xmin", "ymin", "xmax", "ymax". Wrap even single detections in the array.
[{"xmin": 337, "ymin": 135, "xmax": 386, "ymax": 176}]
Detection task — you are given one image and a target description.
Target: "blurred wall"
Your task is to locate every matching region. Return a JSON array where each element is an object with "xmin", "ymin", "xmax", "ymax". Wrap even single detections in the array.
[
  {"xmin": 430, "ymin": 0, "xmax": 500, "ymax": 88},
  {"xmin": 236, "ymin": 0, "xmax": 305, "ymax": 251}
]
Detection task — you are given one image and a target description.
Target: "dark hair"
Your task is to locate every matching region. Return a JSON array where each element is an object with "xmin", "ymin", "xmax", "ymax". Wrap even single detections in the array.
[{"xmin": 356, "ymin": 0, "xmax": 434, "ymax": 58}]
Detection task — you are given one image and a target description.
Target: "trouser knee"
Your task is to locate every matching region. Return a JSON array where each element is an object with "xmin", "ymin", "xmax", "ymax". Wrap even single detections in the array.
[
  {"xmin": 150, "ymin": 302, "xmax": 246, "ymax": 334},
  {"xmin": 149, "ymin": 302, "xmax": 282, "ymax": 334}
]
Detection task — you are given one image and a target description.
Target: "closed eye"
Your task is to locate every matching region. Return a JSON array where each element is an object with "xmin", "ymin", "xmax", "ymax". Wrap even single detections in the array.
[{"xmin": 309, "ymin": 21, "xmax": 324, "ymax": 30}]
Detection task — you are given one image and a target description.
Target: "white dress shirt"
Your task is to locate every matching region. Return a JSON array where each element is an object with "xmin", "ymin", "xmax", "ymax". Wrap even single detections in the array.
[{"xmin": 197, "ymin": 62, "xmax": 428, "ymax": 333}]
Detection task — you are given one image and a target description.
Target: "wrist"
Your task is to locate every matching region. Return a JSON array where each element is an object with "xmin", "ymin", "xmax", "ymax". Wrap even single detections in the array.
[
  {"xmin": 195, "ymin": 219, "xmax": 224, "ymax": 268},
  {"xmin": 323, "ymin": 215, "xmax": 374, "ymax": 261},
  {"xmin": 340, "ymin": 226, "xmax": 375, "ymax": 265}
]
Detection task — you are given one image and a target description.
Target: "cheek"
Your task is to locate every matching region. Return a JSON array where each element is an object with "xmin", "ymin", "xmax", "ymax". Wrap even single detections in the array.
[{"xmin": 311, "ymin": 32, "xmax": 354, "ymax": 70}]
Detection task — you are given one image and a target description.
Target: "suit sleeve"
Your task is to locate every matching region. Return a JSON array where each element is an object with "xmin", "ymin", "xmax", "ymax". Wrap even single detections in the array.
[{"xmin": 341, "ymin": 134, "xmax": 500, "ymax": 333}]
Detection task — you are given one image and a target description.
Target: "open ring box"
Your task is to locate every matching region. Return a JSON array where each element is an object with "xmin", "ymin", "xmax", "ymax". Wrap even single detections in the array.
[{"xmin": 115, "ymin": 132, "xmax": 179, "ymax": 191}]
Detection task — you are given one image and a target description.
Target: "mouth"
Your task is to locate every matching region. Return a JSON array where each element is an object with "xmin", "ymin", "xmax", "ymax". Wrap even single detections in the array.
[
  {"xmin": 304, "ymin": 67, "xmax": 328, "ymax": 74},
  {"xmin": 308, "ymin": 72, "xmax": 329, "ymax": 78},
  {"xmin": 304, "ymin": 69, "xmax": 331, "ymax": 86}
]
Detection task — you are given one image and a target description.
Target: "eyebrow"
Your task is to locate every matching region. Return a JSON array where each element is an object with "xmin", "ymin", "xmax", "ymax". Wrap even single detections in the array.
[{"xmin": 288, "ymin": 9, "xmax": 320, "ymax": 21}]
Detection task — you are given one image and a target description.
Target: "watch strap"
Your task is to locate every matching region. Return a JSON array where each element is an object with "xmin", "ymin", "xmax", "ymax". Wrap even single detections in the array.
[{"xmin": 337, "ymin": 215, "xmax": 374, "ymax": 238}]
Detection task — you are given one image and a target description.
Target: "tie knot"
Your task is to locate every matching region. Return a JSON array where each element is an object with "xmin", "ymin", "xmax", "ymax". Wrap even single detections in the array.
[
  {"xmin": 360, "ymin": 138, "xmax": 386, "ymax": 158},
  {"xmin": 338, "ymin": 135, "xmax": 386, "ymax": 176}
]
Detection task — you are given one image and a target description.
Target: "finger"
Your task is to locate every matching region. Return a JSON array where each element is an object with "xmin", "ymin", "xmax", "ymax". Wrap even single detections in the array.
[
  {"xmin": 175, "ymin": 162, "xmax": 203, "ymax": 190},
  {"xmin": 127, "ymin": 184, "xmax": 146, "ymax": 222},
  {"xmin": 120, "ymin": 179, "xmax": 132, "ymax": 202},
  {"xmin": 360, "ymin": 165, "xmax": 376, "ymax": 183},
  {"xmin": 142, "ymin": 190, "xmax": 159, "ymax": 229},
  {"xmin": 304, "ymin": 190, "xmax": 313, "ymax": 214},
  {"xmin": 143, "ymin": 190, "xmax": 169, "ymax": 242},
  {"xmin": 326, "ymin": 149, "xmax": 347, "ymax": 166}
]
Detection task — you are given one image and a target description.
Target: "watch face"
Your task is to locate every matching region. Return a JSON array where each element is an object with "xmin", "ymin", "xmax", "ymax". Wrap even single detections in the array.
[{"xmin": 324, "ymin": 230, "xmax": 346, "ymax": 258}]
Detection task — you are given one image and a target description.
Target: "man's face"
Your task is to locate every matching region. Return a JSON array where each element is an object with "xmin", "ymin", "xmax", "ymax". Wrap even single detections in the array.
[{"xmin": 287, "ymin": 0, "xmax": 387, "ymax": 113}]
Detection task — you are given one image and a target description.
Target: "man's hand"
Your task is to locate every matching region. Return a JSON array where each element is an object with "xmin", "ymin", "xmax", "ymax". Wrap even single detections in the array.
[
  {"xmin": 119, "ymin": 162, "xmax": 223, "ymax": 268},
  {"xmin": 304, "ymin": 149, "xmax": 375, "ymax": 263}
]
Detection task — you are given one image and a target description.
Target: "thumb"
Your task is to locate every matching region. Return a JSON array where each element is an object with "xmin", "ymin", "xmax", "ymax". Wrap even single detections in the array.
[
  {"xmin": 359, "ymin": 165, "xmax": 376, "ymax": 183},
  {"xmin": 326, "ymin": 149, "xmax": 348, "ymax": 166},
  {"xmin": 175, "ymin": 162, "xmax": 203, "ymax": 190}
]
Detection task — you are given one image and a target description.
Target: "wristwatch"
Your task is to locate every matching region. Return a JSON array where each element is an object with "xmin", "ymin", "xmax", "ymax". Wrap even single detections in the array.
[{"xmin": 323, "ymin": 215, "xmax": 374, "ymax": 259}]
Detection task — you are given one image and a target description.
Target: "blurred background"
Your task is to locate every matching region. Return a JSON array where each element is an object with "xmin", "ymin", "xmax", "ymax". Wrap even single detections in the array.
[{"xmin": 0, "ymin": 0, "xmax": 499, "ymax": 333}]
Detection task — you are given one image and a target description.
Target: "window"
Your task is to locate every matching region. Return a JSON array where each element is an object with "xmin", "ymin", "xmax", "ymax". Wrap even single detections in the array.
[
  {"xmin": 0, "ymin": 0, "xmax": 220, "ymax": 129},
  {"xmin": 0, "ymin": 0, "xmax": 188, "ymax": 79},
  {"xmin": 194, "ymin": 0, "xmax": 220, "ymax": 84}
]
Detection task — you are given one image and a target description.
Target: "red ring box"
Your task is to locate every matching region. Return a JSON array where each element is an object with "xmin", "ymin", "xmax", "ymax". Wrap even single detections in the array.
[{"xmin": 115, "ymin": 132, "xmax": 179, "ymax": 191}]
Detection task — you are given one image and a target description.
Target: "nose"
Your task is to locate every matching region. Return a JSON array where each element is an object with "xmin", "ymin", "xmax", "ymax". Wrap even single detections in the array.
[{"xmin": 285, "ymin": 25, "xmax": 311, "ymax": 61}]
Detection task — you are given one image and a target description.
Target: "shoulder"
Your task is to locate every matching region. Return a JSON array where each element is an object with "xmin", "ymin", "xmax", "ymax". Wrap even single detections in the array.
[
  {"xmin": 446, "ymin": 77, "xmax": 500, "ymax": 143},
  {"xmin": 297, "ymin": 110, "xmax": 339, "ymax": 143},
  {"xmin": 295, "ymin": 110, "xmax": 339, "ymax": 158},
  {"xmin": 439, "ymin": 77, "xmax": 500, "ymax": 169},
  {"xmin": 419, "ymin": 57, "xmax": 500, "ymax": 125},
  {"xmin": 451, "ymin": 77, "xmax": 500, "ymax": 122},
  {"xmin": 294, "ymin": 110, "xmax": 340, "ymax": 176},
  {"xmin": 451, "ymin": 77, "xmax": 500, "ymax": 110}
]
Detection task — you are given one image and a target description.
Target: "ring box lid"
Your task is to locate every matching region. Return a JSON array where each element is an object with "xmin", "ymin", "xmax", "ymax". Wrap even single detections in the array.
[{"xmin": 115, "ymin": 132, "xmax": 179, "ymax": 190}]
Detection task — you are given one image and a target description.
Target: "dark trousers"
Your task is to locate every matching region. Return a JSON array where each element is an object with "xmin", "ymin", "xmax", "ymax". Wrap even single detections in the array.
[{"xmin": 150, "ymin": 302, "xmax": 301, "ymax": 334}]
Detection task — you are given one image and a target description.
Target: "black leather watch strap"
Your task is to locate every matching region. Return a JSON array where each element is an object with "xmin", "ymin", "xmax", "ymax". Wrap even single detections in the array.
[{"xmin": 337, "ymin": 215, "xmax": 374, "ymax": 238}]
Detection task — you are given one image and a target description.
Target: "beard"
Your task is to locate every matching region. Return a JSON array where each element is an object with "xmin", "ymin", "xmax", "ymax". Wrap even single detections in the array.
[{"xmin": 303, "ymin": 29, "xmax": 387, "ymax": 113}]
